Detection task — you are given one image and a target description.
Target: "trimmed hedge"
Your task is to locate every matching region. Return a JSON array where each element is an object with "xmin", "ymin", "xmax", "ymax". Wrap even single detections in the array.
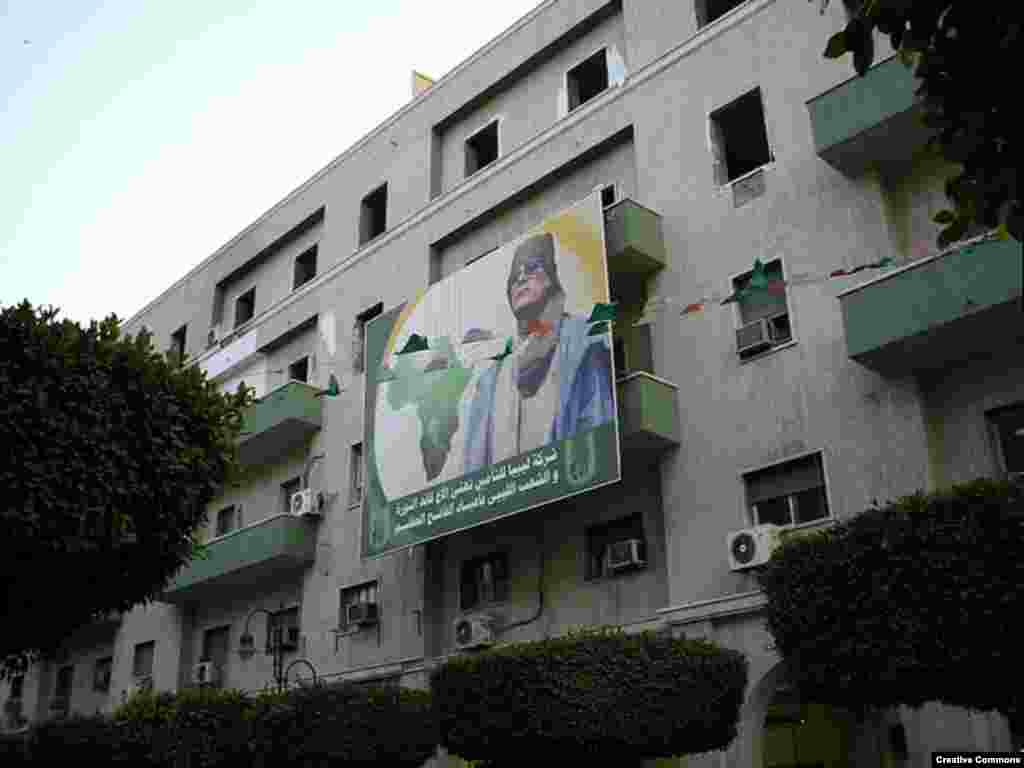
[
  {"xmin": 23, "ymin": 683, "xmax": 436, "ymax": 767},
  {"xmin": 430, "ymin": 626, "xmax": 748, "ymax": 765},
  {"xmin": 756, "ymin": 478, "xmax": 1024, "ymax": 715}
]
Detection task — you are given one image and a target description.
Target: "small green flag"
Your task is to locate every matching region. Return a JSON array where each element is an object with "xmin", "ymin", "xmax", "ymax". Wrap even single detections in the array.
[
  {"xmin": 490, "ymin": 338, "xmax": 514, "ymax": 361},
  {"xmin": 315, "ymin": 373, "xmax": 340, "ymax": 397},
  {"xmin": 748, "ymin": 258, "xmax": 769, "ymax": 290},
  {"xmin": 587, "ymin": 321, "xmax": 610, "ymax": 336},
  {"xmin": 397, "ymin": 333, "xmax": 429, "ymax": 355},
  {"xmin": 587, "ymin": 302, "xmax": 618, "ymax": 323}
]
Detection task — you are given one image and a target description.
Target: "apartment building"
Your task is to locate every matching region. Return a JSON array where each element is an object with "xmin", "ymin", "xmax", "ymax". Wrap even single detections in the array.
[{"xmin": 4, "ymin": 1, "xmax": 1022, "ymax": 765}]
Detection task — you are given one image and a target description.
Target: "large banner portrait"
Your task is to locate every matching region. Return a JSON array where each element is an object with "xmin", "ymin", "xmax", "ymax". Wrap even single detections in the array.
[{"xmin": 362, "ymin": 192, "xmax": 621, "ymax": 558}]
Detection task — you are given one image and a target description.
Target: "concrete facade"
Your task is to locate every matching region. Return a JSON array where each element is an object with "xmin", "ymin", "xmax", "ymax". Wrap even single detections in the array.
[{"xmin": 5, "ymin": 1, "xmax": 1021, "ymax": 765}]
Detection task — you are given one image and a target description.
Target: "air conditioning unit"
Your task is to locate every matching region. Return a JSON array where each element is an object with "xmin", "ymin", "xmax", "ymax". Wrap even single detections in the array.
[
  {"xmin": 347, "ymin": 601, "xmax": 380, "ymax": 627},
  {"xmin": 605, "ymin": 538, "xmax": 645, "ymax": 572},
  {"xmin": 727, "ymin": 524, "xmax": 782, "ymax": 571},
  {"xmin": 291, "ymin": 489, "xmax": 319, "ymax": 517},
  {"xmin": 192, "ymin": 661, "xmax": 221, "ymax": 687},
  {"xmin": 736, "ymin": 319, "xmax": 773, "ymax": 357},
  {"xmin": 453, "ymin": 614, "xmax": 495, "ymax": 651},
  {"xmin": 130, "ymin": 675, "xmax": 154, "ymax": 696}
]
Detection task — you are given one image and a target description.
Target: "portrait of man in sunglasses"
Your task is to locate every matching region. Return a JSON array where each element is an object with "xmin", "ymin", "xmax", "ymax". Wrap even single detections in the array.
[{"xmin": 462, "ymin": 231, "xmax": 615, "ymax": 473}]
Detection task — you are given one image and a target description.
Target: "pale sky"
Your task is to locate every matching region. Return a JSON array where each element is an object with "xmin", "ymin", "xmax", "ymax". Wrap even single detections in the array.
[{"xmin": 1, "ymin": 0, "xmax": 542, "ymax": 327}]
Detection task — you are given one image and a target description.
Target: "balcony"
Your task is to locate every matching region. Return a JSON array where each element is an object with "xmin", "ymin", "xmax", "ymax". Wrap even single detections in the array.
[
  {"xmin": 604, "ymin": 199, "xmax": 666, "ymax": 281},
  {"xmin": 616, "ymin": 372, "xmax": 680, "ymax": 460},
  {"xmin": 839, "ymin": 238, "xmax": 1024, "ymax": 377},
  {"xmin": 162, "ymin": 514, "xmax": 317, "ymax": 604},
  {"xmin": 238, "ymin": 381, "xmax": 323, "ymax": 465},
  {"xmin": 808, "ymin": 56, "xmax": 930, "ymax": 177}
]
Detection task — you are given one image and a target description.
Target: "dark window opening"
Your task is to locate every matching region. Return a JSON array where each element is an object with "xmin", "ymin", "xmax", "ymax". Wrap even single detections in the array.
[
  {"xmin": 567, "ymin": 49, "xmax": 609, "ymax": 112},
  {"xmin": 697, "ymin": 0, "xmax": 749, "ymax": 28},
  {"xmin": 170, "ymin": 324, "xmax": 187, "ymax": 365},
  {"xmin": 711, "ymin": 88, "xmax": 772, "ymax": 183},
  {"xmin": 288, "ymin": 356, "xmax": 309, "ymax": 383},
  {"xmin": 988, "ymin": 404, "xmax": 1024, "ymax": 479},
  {"xmin": 586, "ymin": 514, "xmax": 646, "ymax": 579},
  {"xmin": 281, "ymin": 477, "xmax": 301, "ymax": 515},
  {"xmin": 269, "ymin": 608, "xmax": 300, "ymax": 652},
  {"xmin": 216, "ymin": 505, "xmax": 239, "ymax": 537},
  {"xmin": 460, "ymin": 553, "xmax": 509, "ymax": 611},
  {"xmin": 352, "ymin": 302, "xmax": 384, "ymax": 373},
  {"xmin": 745, "ymin": 453, "xmax": 830, "ymax": 527},
  {"xmin": 465, "ymin": 121, "xmax": 499, "ymax": 177},
  {"xmin": 294, "ymin": 245, "xmax": 318, "ymax": 289},
  {"xmin": 350, "ymin": 443, "xmax": 364, "ymax": 507},
  {"xmin": 234, "ymin": 288, "xmax": 255, "ymax": 329},
  {"xmin": 10, "ymin": 675, "xmax": 24, "ymax": 699},
  {"xmin": 601, "ymin": 184, "xmax": 617, "ymax": 208},
  {"xmin": 339, "ymin": 581, "xmax": 379, "ymax": 630},
  {"xmin": 359, "ymin": 184, "xmax": 388, "ymax": 245},
  {"xmin": 93, "ymin": 657, "xmax": 113, "ymax": 692}
]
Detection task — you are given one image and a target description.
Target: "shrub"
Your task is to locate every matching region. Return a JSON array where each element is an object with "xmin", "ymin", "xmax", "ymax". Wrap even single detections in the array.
[
  {"xmin": 757, "ymin": 478, "xmax": 1024, "ymax": 716},
  {"xmin": 430, "ymin": 627, "xmax": 748, "ymax": 766}
]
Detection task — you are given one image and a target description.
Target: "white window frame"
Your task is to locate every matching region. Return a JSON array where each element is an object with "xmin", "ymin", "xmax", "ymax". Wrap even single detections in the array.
[
  {"xmin": 740, "ymin": 449, "xmax": 835, "ymax": 530},
  {"xmin": 728, "ymin": 256, "xmax": 797, "ymax": 362},
  {"xmin": 464, "ymin": 116, "xmax": 503, "ymax": 179}
]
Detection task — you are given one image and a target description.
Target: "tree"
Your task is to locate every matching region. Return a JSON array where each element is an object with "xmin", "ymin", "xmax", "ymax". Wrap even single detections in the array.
[
  {"xmin": 756, "ymin": 479, "xmax": 1023, "ymax": 724},
  {"xmin": 0, "ymin": 301, "xmax": 253, "ymax": 677},
  {"xmin": 818, "ymin": 0, "xmax": 1021, "ymax": 245}
]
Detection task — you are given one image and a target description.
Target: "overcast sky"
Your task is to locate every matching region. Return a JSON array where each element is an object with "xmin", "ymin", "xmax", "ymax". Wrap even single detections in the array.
[{"xmin": 1, "ymin": 0, "xmax": 542, "ymax": 327}]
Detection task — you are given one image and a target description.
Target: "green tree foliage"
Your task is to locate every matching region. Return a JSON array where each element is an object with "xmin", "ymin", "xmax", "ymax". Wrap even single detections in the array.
[
  {"xmin": 430, "ymin": 627, "xmax": 748, "ymax": 766},
  {"xmin": 0, "ymin": 301, "xmax": 253, "ymax": 676},
  {"xmin": 819, "ymin": 0, "xmax": 1021, "ymax": 245},
  {"xmin": 757, "ymin": 478, "xmax": 1024, "ymax": 716}
]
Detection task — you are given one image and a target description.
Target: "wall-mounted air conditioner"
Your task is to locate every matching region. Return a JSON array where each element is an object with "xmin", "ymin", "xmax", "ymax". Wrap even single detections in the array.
[
  {"xmin": 291, "ymin": 489, "xmax": 319, "ymax": 517},
  {"xmin": 727, "ymin": 524, "xmax": 782, "ymax": 571},
  {"xmin": 453, "ymin": 614, "xmax": 495, "ymax": 651},
  {"xmin": 192, "ymin": 662, "xmax": 221, "ymax": 687},
  {"xmin": 605, "ymin": 538, "xmax": 645, "ymax": 572},
  {"xmin": 736, "ymin": 319, "xmax": 773, "ymax": 357}
]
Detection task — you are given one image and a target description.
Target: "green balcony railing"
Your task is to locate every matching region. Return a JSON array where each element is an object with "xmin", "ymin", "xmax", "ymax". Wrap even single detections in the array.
[
  {"xmin": 238, "ymin": 380, "xmax": 323, "ymax": 465},
  {"xmin": 808, "ymin": 56, "xmax": 930, "ymax": 177},
  {"xmin": 616, "ymin": 372, "xmax": 680, "ymax": 459},
  {"xmin": 604, "ymin": 199, "xmax": 667, "ymax": 280},
  {"xmin": 839, "ymin": 238, "xmax": 1023, "ymax": 376},
  {"xmin": 162, "ymin": 514, "xmax": 317, "ymax": 604}
]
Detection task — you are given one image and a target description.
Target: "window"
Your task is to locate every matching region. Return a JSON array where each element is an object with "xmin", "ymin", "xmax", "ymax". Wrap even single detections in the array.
[
  {"xmin": 55, "ymin": 665, "xmax": 73, "ymax": 700},
  {"xmin": 288, "ymin": 356, "xmax": 309, "ymax": 383},
  {"xmin": 170, "ymin": 324, "xmax": 187, "ymax": 365},
  {"xmin": 234, "ymin": 288, "xmax": 255, "ymax": 329},
  {"xmin": 696, "ymin": 0, "xmax": 749, "ymax": 28},
  {"xmin": 10, "ymin": 675, "xmax": 24, "ymax": 700},
  {"xmin": 359, "ymin": 183, "xmax": 388, "ymax": 245},
  {"xmin": 710, "ymin": 88, "xmax": 772, "ymax": 185},
  {"xmin": 465, "ymin": 120, "xmax": 499, "ymax": 177},
  {"xmin": 460, "ymin": 553, "xmax": 509, "ymax": 611},
  {"xmin": 93, "ymin": 657, "xmax": 113, "ymax": 692},
  {"xmin": 339, "ymin": 581, "xmax": 379, "ymax": 630},
  {"xmin": 350, "ymin": 443, "xmax": 364, "ymax": 507},
  {"xmin": 133, "ymin": 641, "xmax": 155, "ymax": 679},
  {"xmin": 744, "ymin": 453, "xmax": 830, "ymax": 527},
  {"xmin": 293, "ymin": 245, "xmax": 318, "ymax": 289},
  {"xmin": 600, "ymin": 183, "xmax": 617, "ymax": 209},
  {"xmin": 566, "ymin": 48, "xmax": 609, "ymax": 112},
  {"xmin": 215, "ymin": 505, "xmax": 239, "ymax": 537},
  {"xmin": 586, "ymin": 514, "xmax": 646, "ymax": 579},
  {"xmin": 269, "ymin": 608, "xmax": 300, "ymax": 652},
  {"xmin": 988, "ymin": 404, "xmax": 1024, "ymax": 479},
  {"xmin": 201, "ymin": 625, "xmax": 231, "ymax": 668},
  {"xmin": 352, "ymin": 302, "xmax": 383, "ymax": 373},
  {"xmin": 733, "ymin": 259, "xmax": 791, "ymax": 359},
  {"xmin": 281, "ymin": 477, "xmax": 301, "ymax": 515}
]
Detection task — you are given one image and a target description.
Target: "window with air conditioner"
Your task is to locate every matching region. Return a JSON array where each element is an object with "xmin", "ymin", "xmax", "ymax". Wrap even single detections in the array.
[
  {"xmin": 460, "ymin": 553, "xmax": 509, "ymax": 611},
  {"xmin": 586, "ymin": 513, "xmax": 647, "ymax": 579},
  {"xmin": 988, "ymin": 403, "xmax": 1024, "ymax": 481},
  {"xmin": 732, "ymin": 259, "xmax": 792, "ymax": 359},
  {"xmin": 744, "ymin": 453, "xmax": 830, "ymax": 528},
  {"xmin": 339, "ymin": 581, "xmax": 379, "ymax": 631},
  {"xmin": 133, "ymin": 641, "xmax": 155, "ymax": 680}
]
